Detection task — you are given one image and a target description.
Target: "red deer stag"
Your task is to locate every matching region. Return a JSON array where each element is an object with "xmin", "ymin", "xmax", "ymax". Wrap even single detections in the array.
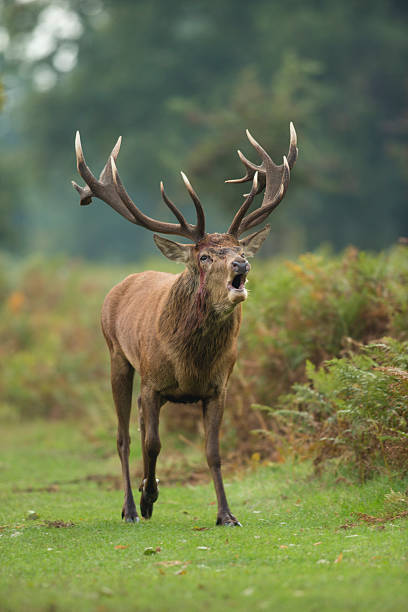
[{"xmin": 72, "ymin": 124, "xmax": 298, "ymax": 526}]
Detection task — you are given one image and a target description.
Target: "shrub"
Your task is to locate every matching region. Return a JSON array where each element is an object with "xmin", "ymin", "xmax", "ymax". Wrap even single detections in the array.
[
  {"xmin": 256, "ymin": 338, "xmax": 408, "ymax": 479},
  {"xmin": 0, "ymin": 257, "xmax": 119, "ymax": 425},
  {"xmin": 225, "ymin": 245, "xmax": 408, "ymax": 459}
]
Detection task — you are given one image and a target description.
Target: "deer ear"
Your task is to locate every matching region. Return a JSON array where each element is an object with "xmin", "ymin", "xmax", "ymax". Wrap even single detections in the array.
[
  {"xmin": 153, "ymin": 234, "xmax": 192, "ymax": 263},
  {"xmin": 239, "ymin": 225, "xmax": 271, "ymax": 257}
]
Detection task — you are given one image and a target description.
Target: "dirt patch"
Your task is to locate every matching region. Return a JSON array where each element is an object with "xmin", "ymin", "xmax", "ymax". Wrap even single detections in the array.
[
  {"xmin": 41, "ymin": 520, "xmax": 75, "ymax": 528},
  {"xmin": 339, "ymin": 510, "xmax": 408, "ymax": 530},
  {"xmin": 12, "ymin": 452, "xmax": 250, "ymax": 495},
  {"xmin": 13, "ymin": 474, "xmax": 122, "ymax": 493},
  {"xmin": 12, "ymin": 466, "xmax": 212, "ymax": 494}
]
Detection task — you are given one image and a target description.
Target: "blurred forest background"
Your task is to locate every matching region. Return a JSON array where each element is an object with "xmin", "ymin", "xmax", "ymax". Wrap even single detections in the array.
[{"xmin": 0, "ymin": 0, "xmax": 407, "ymax": 260}]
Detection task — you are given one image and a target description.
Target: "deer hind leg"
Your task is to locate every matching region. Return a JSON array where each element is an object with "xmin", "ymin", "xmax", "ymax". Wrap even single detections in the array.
[
  {"xmin": 203, "ymin": 396, "xmax": 242, "ymax": 527},
  {"xmin": 110, "ymin": 352, "xmax": 138, "ymax": 523},
  {"xmin": 138, "ymin": 386, "xmax": 162, "ymax": 519}
]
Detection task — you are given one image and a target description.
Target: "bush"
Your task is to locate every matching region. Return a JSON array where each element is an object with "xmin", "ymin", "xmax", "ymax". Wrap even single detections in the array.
[
  {"xmin": 258, "ymin": 338, "xmax": 408, "ymax": 479},
  {"xmin": 225, "ymin": 245, "xmax": 408, "ymax": 461},
  {"xmin": 0, "ymin": 257, "xmax": 118, "ymax": 425}
]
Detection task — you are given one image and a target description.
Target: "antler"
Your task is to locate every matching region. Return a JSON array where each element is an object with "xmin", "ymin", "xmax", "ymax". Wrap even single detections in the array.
[
  {"xmin": 72, "ymin": 131, "xmax": 206, "ymax": 242},
  {"xmin": 226, "ymin": 123, "xmax": 298, "ymax": 237}
]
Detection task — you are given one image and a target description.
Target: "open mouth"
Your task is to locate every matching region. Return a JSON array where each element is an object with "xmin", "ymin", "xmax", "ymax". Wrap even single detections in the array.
[{"xmin": 228, "ymin": 273, "xmax": 247, "ymax": 291}]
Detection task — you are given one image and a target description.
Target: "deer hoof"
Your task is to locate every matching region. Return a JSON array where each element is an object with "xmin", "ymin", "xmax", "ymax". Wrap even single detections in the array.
[
  {"xmin": 140, "ymin": 496, "xmax": 154, "ymax": 519},
  {"xmin": 216, "ymin": 513, "xmax": 242, "ymax": 527},
  {"xmin": 139, "ymin": 478, "xmax": 159, "ymax": 519},
  {"xmin": 140, "ymin": 490, "xmax": 159, "ymax": 519},
  {"xmin": 121, "ymin": 505, "xmax": 139, "ymax": 523},
  {"xmin": 125, "ymin": 515, "xmax": 140, "ymax": 523},
  {"xmin": 140, "ymin": 479, "xmax": 159, "ymax": 519}
]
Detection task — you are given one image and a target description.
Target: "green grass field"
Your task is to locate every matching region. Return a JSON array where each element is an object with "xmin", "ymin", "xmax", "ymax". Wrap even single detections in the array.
[{"xmin": 1, "ymin": 422, "xmax": 407, "ymax": 611}]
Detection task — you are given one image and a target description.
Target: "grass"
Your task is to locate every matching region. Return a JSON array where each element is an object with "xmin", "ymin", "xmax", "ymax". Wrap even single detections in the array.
[{"xmin": 1, "ymin": 422, "xmax": 407, "ymax": 611}]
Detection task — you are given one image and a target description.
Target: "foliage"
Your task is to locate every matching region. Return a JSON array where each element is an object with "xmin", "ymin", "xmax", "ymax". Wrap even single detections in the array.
[
  {"xmin": 0, "ymin": 256, "xmax": 119, "ymax": 424},
  {"xmin": 261, "ymin": 338, "xmax": 408, "ymax": 480},
  {"xmin": 1, "ymin": 421, "xmax": 408, "ymax": 612},
  {"xmin": 228, "ymin": 244, "xmax": 408, "ymax": 433},
  {"xmin": 229, "ymin": 244, "xmax": 408, "ymax": 478}
]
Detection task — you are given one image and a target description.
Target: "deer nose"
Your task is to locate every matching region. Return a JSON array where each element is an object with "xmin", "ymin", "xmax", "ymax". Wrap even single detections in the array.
[{"xmin": 232, "ymin": 260, "xmax": 250, "ymax": 275}]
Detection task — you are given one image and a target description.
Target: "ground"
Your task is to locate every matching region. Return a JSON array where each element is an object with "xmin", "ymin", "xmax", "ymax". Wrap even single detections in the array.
[{"xmin": 0, "ymin": 422, "xmax": 407, "ymax": 611}]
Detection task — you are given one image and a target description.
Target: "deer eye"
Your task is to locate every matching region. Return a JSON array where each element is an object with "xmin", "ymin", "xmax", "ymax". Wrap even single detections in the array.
[{"xmin": 200, "ymin": 254, "xmax": 209, "ymax": 262}]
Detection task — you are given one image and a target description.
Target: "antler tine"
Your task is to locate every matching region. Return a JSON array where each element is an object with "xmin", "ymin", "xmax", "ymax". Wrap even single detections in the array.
[
  {"xmin": 287, "ymin": 122, "xmax": 298, "ymax": 168},
  {"xmin": 246, "ymin": 129, "xmax": 273, "ymax": 165},
  {"xmin": 237, "ymin": 156, "xmax": 290, "ymax": 234},
  {"xmin": 72, "ymin": 131, "xmax": 136, "ymax": 222},
  {"xmin": 75, "ymin": 130, "xmax": 97, "ymax": 191},
  {"xmin": 74, "ymin": 131, "xmax": 122, "ymax": 191},
  {"xmin": 71, "ymin": 179, "xmax": 91, "ymax": 205},
  {"xmin": 160, "ymin": 181, "xmax": 189, "ymax": 229},
  {"xmin": 225, "ymin": 150, "xmax": 258, "ymax": 184},
  {"xmin": 226, "ymin": 124, "xmax": 297, "ymax": 237},
  {"xmin": 225, "ymin": 150, "xmax": 266, "ymax": 196},
  {"xmin": 72, "ymin": 131, "xmax": 97, "ymax": 206},
  {"xmin": 180, "ymin": 172, "xmax": 206, "ymax": 239},
  {"xmin": 227, "ymin": 172, "xmax": 259, "ymax": 237}
]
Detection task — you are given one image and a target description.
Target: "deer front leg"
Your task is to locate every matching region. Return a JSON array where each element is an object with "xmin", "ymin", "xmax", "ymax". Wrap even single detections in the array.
[
  {"xmin": 202, "ymin": 395, "xmax": 242, "ymax": 527},
  {"xmin": 138, "ymin": 386, "xmax": 162, "ymax": 519},
  {"xmin": 110, "ymin": 353, "xmax": 138, "ymax": 523}
]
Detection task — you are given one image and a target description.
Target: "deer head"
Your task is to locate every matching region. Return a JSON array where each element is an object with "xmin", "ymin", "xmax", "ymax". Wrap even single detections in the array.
[{"xmin": 72, "ymin": 125, "xmax": 298, "ymax": 308}]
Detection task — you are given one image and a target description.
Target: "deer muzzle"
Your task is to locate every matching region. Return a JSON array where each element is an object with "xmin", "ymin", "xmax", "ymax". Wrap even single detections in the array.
[{"xmin": 227, "ymin": 259, "xmax": 250, "ymax": 303}]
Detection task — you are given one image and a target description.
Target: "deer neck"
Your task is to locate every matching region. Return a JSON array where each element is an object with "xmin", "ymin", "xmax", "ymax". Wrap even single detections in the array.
[{"xmin": 159, "ymin": 268, "xmax": 240, "ymax": 361}]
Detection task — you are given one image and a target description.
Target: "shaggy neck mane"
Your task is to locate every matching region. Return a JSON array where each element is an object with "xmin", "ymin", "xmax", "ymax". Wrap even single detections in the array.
[{"xmin": 159, "ymin": 268, "xmax": 239, "ymax": 367}]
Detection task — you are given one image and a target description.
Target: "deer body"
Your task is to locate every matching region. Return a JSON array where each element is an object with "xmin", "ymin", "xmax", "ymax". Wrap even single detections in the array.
[
  {"xmin": 101, "ymin": 266, "xmax": 240, "ymax": 403},
  {"xmin": 72, "ymin": 124, "xmax": 298, "ymax": 525}
]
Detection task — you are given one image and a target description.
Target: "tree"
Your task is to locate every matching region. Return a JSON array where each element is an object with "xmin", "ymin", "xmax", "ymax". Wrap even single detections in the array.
[{"xmin": 0, "ymin": 0, "xmax": 407, "ymax": 258}]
